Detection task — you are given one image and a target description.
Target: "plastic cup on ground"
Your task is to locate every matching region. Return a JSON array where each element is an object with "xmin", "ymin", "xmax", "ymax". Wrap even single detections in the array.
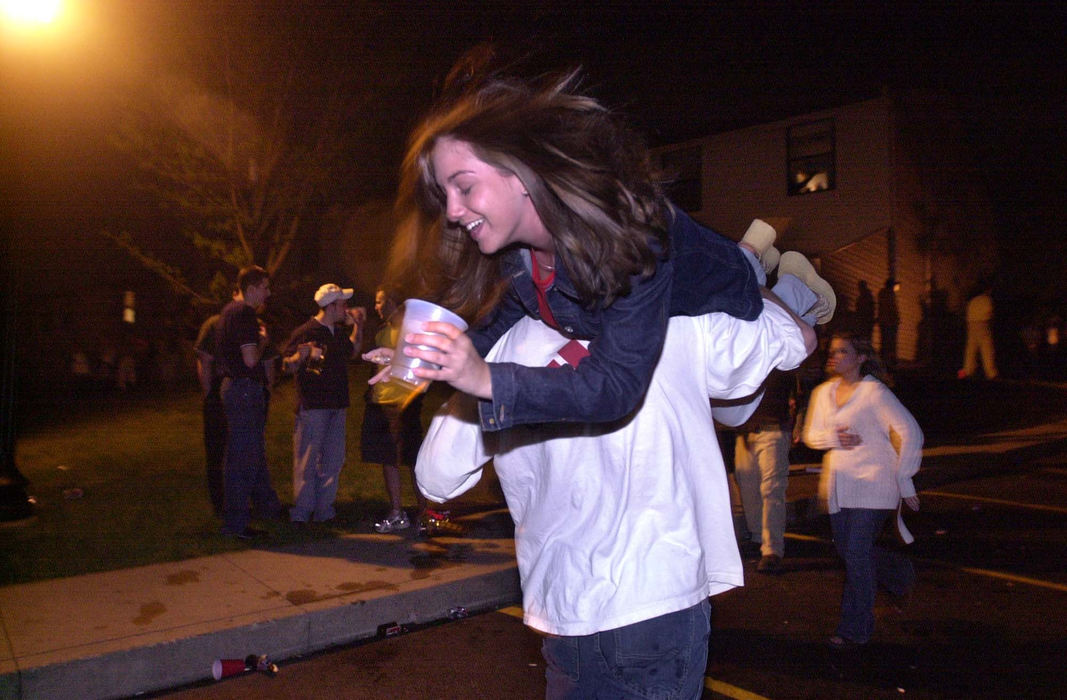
[
  {"xmin": 212, "ymin": 658, "xmax": 248, "ymax": 680},
  {"xmin": 389, "ymin": 299, "xmax": 468, "ymax": 388}
]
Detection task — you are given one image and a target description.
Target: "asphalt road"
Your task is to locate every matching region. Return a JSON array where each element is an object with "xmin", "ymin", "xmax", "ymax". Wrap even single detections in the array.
[{"xmin": 154, "ymin": 447, "xmax": 1067, "ymax": 700}]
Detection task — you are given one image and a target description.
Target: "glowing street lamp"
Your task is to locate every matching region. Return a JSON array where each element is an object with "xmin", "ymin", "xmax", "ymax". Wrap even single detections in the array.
[
  {"xmin": 0, "ymin": 0, "xmax": 67, "ymax": 521},
  {"xmin": 1, "ymin": 0, "xmax": 62, "ymax": 26}
]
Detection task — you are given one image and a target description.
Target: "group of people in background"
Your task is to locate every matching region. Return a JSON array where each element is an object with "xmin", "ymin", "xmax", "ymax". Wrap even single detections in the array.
[{"xmin": 193, "ymin": 267, "xmax": 437, "ymax": 540}]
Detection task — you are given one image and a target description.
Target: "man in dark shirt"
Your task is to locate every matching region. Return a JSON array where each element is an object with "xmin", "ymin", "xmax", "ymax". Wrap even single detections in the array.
[
  {"xmin": 215, "ymin": 266, "xmax": 282, "ymax": 538},
  {"xmin": 281, "ymin": 284, "xmax": 366, "ymax": 524}
]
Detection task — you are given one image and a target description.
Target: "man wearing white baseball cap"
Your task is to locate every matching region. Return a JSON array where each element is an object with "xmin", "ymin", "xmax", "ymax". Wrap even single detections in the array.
[{"xmin": 281, "ymin": 283, "xmax": 366, "ymax": 524}]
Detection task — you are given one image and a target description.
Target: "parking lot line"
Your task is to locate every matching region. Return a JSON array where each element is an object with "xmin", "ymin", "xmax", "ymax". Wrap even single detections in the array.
[
  {"xmin": 785, "ymin": 533, "xmax": 1067, "ymax": 592},
  {"xmin": 953, "ymin": 566, "xmax": 1067, "ymax": 593},
  {"xmin": 704, "ymin": 677, "xmax": 771, "ymax": 700},
  {"xmin": 923, "ymin": 490, "xmax": 1067, "ymax": 514}
]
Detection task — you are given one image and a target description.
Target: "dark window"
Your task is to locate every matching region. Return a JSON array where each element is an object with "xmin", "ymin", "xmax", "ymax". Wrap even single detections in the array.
[
  {"xmin": 659, "ymin": 145, "xmax": 702, "ymax": 212},
  {"xmin": 787, "ymin": 119, "xmax": 835, "ymax": 196}
]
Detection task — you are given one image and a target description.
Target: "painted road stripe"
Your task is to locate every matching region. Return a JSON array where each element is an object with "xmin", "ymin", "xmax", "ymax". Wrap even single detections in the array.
[
  {"xmin": 705, "ymin": 677, "xmax": 771, "ymax": 700},
  {"xmin": 955, "ymin": 567, "xmax": 1067, "ymax": 593},
  {"xmin": 783, "ymin": 532, "xmax": 824, "ymax": 542},
  {"xmin": 784, "ymin": 533, "xmax": 1067, "ymax": 591},
  {"xmin": 923, "ymin": 490, "xmax": 1067, "ymax": 514}
]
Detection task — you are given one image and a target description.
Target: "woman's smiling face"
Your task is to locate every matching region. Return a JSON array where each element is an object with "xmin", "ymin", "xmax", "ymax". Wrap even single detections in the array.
[{"xmin": 430, "ymin": 136, "xmax": 544, "ymax": 255}]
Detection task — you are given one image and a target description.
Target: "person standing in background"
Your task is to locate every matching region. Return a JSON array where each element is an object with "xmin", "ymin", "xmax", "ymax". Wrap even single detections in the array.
[
  {"xmin": 959, "ymin": 284, "xmax": 998, "ymax": 380},
  {"xmin": 877, "ymin": 279, "xmax": 899, "ymax": 369},
  {"xmin": 281, "ymin": 284, "xmax": 366, "ymax": 525},
  {"xmin": 361, "ymin": 289, "xmax": 431, "ymax": 533},
  {"xmin": 854, "ymin": 280, "xmax": 875, "ymax": 341},
  {"xmin": 215, "ymin": 265, "xmax": 284, "ymax": 539},
  {"xmin": 734, "ymin": 369, "xmax": 795, "ymax": 574}
]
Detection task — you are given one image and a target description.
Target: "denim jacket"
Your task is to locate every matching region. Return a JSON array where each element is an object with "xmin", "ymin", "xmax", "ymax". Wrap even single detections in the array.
[{"xmin": 468, "ymin": 205, "xmax": 761, "ymax": 431}]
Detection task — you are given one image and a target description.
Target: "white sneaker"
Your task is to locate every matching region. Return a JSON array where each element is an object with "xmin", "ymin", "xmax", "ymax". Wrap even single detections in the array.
[
  {"xmin": 741, "ymin": 220, "xmax": 780, "ymax": 274},
  {"xmin": 778, "ymin": 251, "xmax": 836, "ymax": 324},
  {"xmin": 741, "ymin": 219, "xmax": 777, "ymax": 257},
  {"xmin": 761, "ymin": 246, "xmax": 781, "ymax": 275}
]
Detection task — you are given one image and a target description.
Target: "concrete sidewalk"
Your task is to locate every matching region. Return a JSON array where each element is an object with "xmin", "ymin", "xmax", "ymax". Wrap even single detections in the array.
[
  {"xmin": 0, "ymin": 512, "xmax": 521, "ymax": 700},
  {"xmin": 3, "ymin": 410, "xmax": 1067, "ymax": 699}
]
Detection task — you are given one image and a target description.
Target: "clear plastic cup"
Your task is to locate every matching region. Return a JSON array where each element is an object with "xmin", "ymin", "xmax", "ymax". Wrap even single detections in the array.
[{"xmin": 389, "ymin": 299, "xmax": 468, "ymax": 388}]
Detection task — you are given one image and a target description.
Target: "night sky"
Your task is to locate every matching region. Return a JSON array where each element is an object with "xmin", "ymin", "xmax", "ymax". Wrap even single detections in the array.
[{"xmin": 4, "ymin": 1, "xmax": 1066, "ymax": 303}]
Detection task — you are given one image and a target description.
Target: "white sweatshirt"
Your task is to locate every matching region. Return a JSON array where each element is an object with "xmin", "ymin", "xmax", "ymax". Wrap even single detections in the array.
[
  {"xmin": 416, "ymin": 302, "xmax": 808, "ymax": 636},
  {"xmin": 803, "ymin": 375, "xmax": 923, "ymax": 512}
]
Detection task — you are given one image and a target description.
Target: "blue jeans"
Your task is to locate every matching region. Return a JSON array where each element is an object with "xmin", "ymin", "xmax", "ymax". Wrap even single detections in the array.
[
  {"xmin": 290, "ymin": 408, "xmax": 347, "ymax": 522},
  {"xmin": 541, "ymin": 599, "xmax": 710, "ymax": 699},
  {"xmin": 830, "ymin": 508, "xmax": 915, "ymax": 643},
  {"xmin": 220, "ymin": 378, "xmax": 281, "ymax": 534}
]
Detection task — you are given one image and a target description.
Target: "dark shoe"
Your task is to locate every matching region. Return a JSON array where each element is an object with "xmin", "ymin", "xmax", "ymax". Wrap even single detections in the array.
[
  {"xmin": 226, "ymin": 526, "xmax": 268, "ymax": 540},
  {"xmin": 756, "ymin": 554, "xmax": 783, "ymax": 574}
]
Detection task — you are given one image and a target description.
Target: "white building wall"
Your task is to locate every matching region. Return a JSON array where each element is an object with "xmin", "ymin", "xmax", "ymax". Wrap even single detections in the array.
[{"xmin": 688, "ymin": 97, "xmax": 898, "ymax": 254}]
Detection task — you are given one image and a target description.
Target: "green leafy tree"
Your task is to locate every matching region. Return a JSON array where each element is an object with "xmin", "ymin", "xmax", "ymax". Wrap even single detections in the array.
[{"xmin": 105, "ymin": 58, "xmax": 345, "ymax": 306}]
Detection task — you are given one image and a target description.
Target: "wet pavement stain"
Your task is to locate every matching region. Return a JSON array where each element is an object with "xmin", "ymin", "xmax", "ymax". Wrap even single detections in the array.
[
  {"xmin": 336, "ymin": 580, "xmax": 399, "ymax": 594},
  {"xmin": 165, "ymin": 570, "xmax": 199, "ymax": 585},
  {"xmin": 286, "ymin": 589, "xmax": 323, "ymax": 605},
  {"xmin": 133, "ymin": 601, "xmax": 166, "ymax": 626},
  {"xmin": 409, "ymin": 550, "xmax": 465, "ymax": 580}
]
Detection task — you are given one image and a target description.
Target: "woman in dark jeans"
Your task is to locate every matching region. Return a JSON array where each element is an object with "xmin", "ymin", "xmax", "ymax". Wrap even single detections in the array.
[{"xmin": 803, "ymin": 331, "xmax": 923, "ymax": 648}]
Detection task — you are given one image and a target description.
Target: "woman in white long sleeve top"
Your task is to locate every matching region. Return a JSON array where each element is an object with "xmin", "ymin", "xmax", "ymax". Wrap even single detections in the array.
[{"xmin": 803, "ymin": 331, "xmax": 923, "ymax": 648}]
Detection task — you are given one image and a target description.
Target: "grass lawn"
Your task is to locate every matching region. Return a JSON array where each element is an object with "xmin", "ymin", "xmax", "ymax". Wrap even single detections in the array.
[{"xmin": 0, "ymin": 369, "xmax": 504, "ymax": 586}]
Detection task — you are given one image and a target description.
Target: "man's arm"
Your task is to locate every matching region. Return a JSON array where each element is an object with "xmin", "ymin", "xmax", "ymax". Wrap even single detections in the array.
[
  {"xmin": 195, "ymin": 352, "xmax": 213, "ymax": 397},
  {"xmin": 346, "ymin": 307, "xmax": 367, "ymax": 359},
  {"xmin": 240, "ymin": 321, "xmax": 269, "ymax": 368}
]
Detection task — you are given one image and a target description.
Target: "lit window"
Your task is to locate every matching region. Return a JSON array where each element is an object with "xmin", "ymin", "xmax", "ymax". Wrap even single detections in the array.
[{"xmin": 787, "ymin": 119, "xmax": 835, "ymax": 196}]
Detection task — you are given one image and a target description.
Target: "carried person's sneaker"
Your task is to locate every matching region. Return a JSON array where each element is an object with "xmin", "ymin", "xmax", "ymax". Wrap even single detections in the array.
[
  {"xmin": 741, "ymin": 219, "xmax": 777, "ymax": 257},
  {"xmin": 778, "ymin": 251, "xmax": 837, "ymax": 324},
  {"xmin": 374, "ymin": 511, "xmax": 410, "ymax": 533},
  {"xmin": 741, "ymin": 220, "xmax": 781, "ymax": 275},
  {"xmin": 760, "ymin": 246, "xmax": 781, "ymax": 275}
]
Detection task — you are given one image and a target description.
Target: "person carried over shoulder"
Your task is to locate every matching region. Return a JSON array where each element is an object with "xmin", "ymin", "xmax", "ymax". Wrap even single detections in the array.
[{"xmin": 383, "ymin": 67, "xmax": 833, "ymax": 430}]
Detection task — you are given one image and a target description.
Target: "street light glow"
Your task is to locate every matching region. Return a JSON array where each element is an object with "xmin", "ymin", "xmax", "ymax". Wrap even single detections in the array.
[{"xmin": 1, "ymin": 0, "xmax": 61, "ymax": 25}]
